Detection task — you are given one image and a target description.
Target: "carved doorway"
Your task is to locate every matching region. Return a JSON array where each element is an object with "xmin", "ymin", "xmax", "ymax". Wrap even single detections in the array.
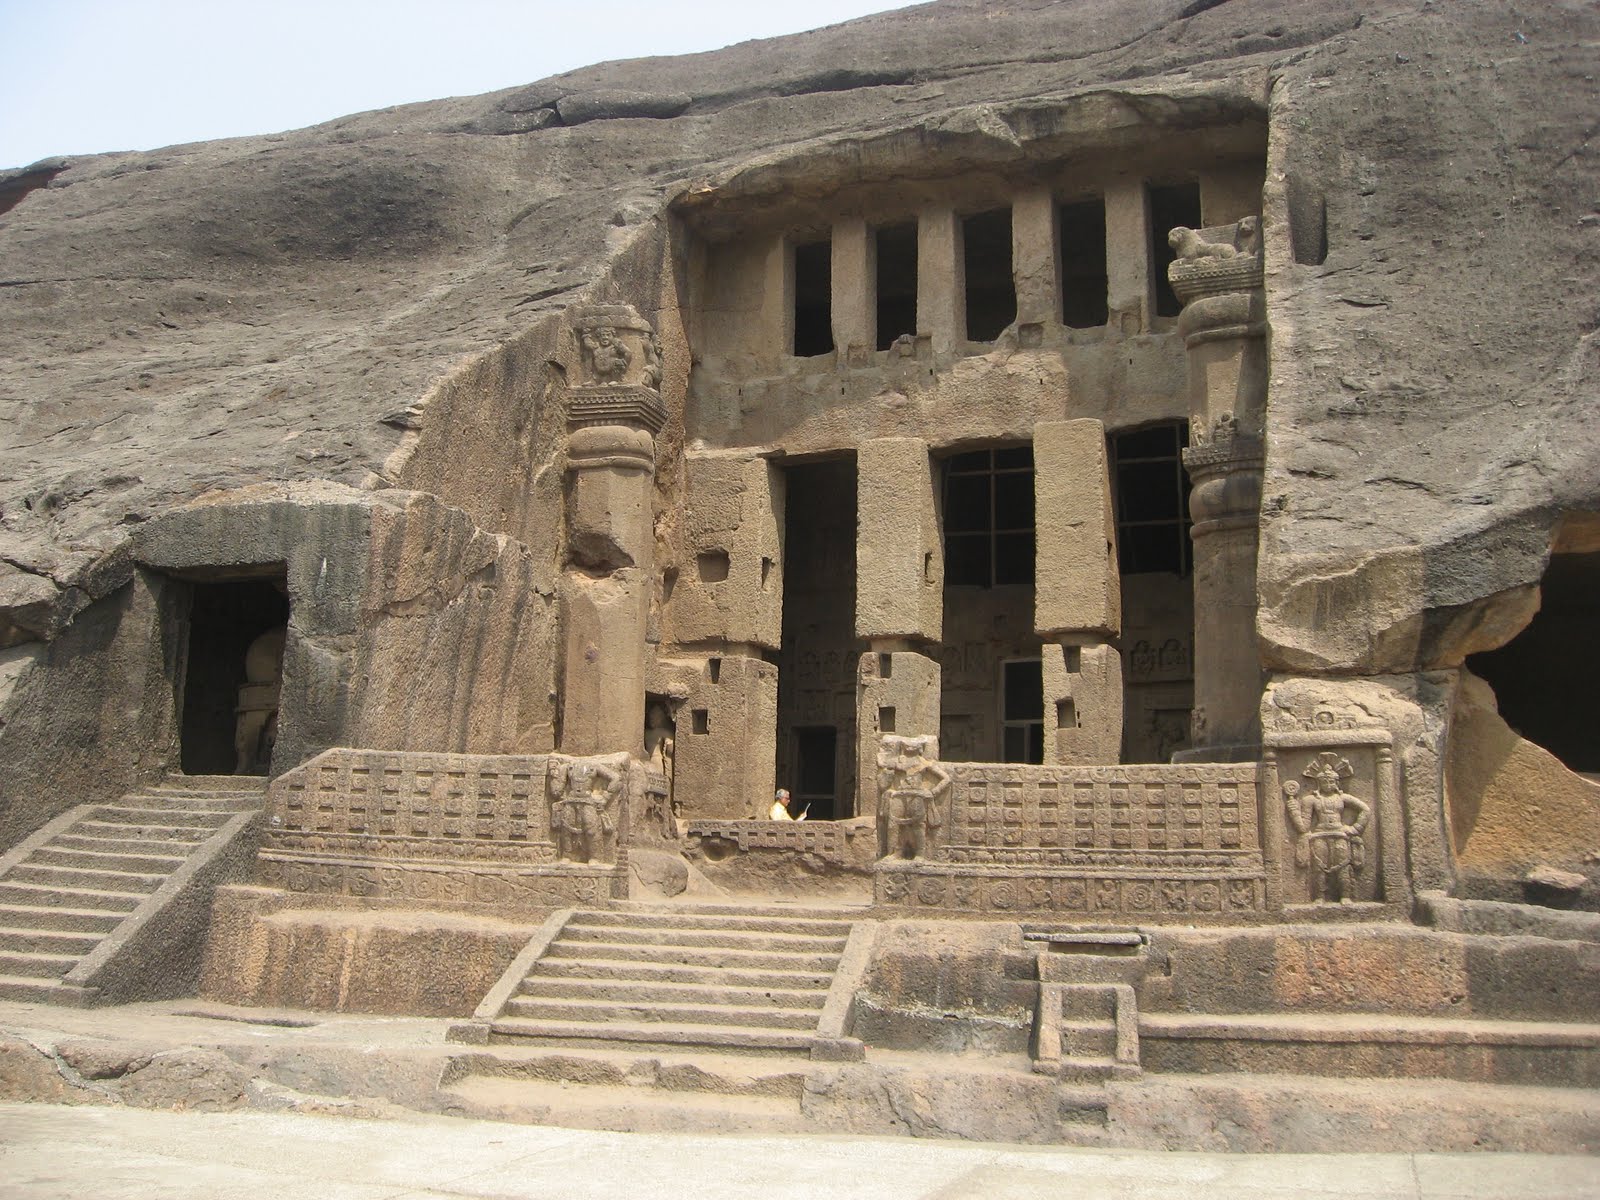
[
  {"xmin": 774, "ymin": 455, "xmax": 860, "ymax": 817},
  {"xmin": 177, "ymin": 574, "xmax": 288, "ymax": 776}
]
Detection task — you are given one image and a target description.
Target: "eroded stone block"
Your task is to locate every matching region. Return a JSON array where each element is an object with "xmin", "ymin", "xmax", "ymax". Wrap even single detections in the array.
[
  {"xmin": 1042, "ymin": 640, "xmax": 1122, "ymax": 766},
  {"xmin": 856, "ymin": 439, "xmax": 940, "ymax": 641},
  {"xmin": 1034, "ymin": 419, "xmax": 1119, "ymax": 638},
  {"xmin": 667, "ymin": 453, "xmax": 782, "ymax": 649}
]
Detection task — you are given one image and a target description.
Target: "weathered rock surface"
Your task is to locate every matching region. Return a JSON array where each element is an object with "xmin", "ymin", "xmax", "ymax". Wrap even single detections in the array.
[{"xmin": 1, "ymin": 0, "xmax": 1593, "ymax": 674}]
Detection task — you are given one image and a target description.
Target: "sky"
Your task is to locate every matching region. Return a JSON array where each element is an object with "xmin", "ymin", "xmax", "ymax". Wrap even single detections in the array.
[{"xmin": 0, "ymin": 1, "xmax": 924, "ymax": 169}]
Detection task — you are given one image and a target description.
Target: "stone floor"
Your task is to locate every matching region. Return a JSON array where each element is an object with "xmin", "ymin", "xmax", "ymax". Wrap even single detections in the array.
[{"xmin": 1, "ymin": 1102, "xmax": 1597, "ymax": 1200}]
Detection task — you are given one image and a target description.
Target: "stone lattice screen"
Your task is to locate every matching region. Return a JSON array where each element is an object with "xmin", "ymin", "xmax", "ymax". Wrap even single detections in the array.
[
  {"xmin": 938, "ymin": 762, "xmax": 1262, "ymax": 866},
  {"xmin": 255, "ymin": 749, "xmax": 629, "ymax": 908},
  {"xmin": 264, "ymin": 750, "xmax": 557, "ymax": 864},
  {"xmin": 685, "ymin": 819, "xmax": 851, "ymax": 861}
]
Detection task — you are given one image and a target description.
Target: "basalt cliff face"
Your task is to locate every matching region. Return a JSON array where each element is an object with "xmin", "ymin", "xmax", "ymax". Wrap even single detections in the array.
[{"xmin": 1, "ymin": 0, "xmax": 1593, "ymax": 658}]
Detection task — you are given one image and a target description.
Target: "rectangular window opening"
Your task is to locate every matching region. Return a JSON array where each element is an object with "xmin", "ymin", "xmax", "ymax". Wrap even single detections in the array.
[
  {"xmin": 793, "ymin": 239, "xmax": 834, "ymax": 357},
  {"xmin": 1002, "ymin": 658, "xmax": 1044, "ymax": 764},
  {"xmin": 874, "ymin": 222, "xmax": 918, "ymax": 350},
  {"xmin": 942, "ymin": 444, "xmax": 1035, "ymax": 588},
  {"xmin": 1059, "ymin": 197, "xmax": 1109, "ymax": 329},
  {"xmin": 691, "ymin": 709, "xmax": 710, "ymax": 735},
  {"xmin": 878, "ymin": 705, "xmax": 897, "ymax": 734},
  {"xmin": 1148, "ymin": 182, "xmax": 1202, "ymax": 319},
  {"xmin": 962, "ymin": 208, "xmax": 1015, "ymax": 342},
  {"xmin": 1108, "ymin": 422, "xmax": 1192, "ymax": 576}
]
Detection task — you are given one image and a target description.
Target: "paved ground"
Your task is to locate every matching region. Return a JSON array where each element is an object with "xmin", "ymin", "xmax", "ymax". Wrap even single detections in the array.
[{"xmin": 1, "ymin": 1102, "xmax": 1597, "ymax": 1200}]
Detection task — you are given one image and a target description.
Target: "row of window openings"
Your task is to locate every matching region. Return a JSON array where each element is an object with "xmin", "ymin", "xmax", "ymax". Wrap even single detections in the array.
[
  {"xmin": 688, "ymin": 425, "xmax": 1191, "ymax": 591},
  {"xmin": 791, "ymin": 182, "xmax": 1203, "ymax": 357},
  {"xmin": 942, "ymin": 424, "xmax": 1191, "ymax": 587}
]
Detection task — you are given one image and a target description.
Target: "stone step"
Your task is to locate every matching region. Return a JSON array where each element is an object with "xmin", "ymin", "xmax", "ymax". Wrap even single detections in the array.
[
  {"xmin": 130, "ymin": 793, "xmax": 261, "ymax": 811},
  {"xmin": 0, "ymin": 948, "xmax": 78, "ymax": 979},
  {"xmin": 0, "ymin": 903, "xmax": 125, "ymax": 933},
  {"xmin": 1059, "ymin": 987, "xmax": 1119, "ymax": 1022},
  {"xmin": 87, "ymin": 806, "xmax": 229, "ymax": 830},
  {"xmin": 438, "ymin": 1073, "xmax": 801, "ymax": 1134},
  {"xmin": 70, "ymin": 822, "xmax": 208, "ymax": 845},
  {"xmin": 158, "ymin": 774, "xmax": 267, "ymax": 792},
  {"xmin": 6, "ymin": 863, "xmax": 165, "ymax": 894},
  {"xmin": 1055, "ymin": 1020, "xmax": 1118, "ymax": 1060},
  {"xmin": 542, "ymin": 939, "xmax": 841, "ymax": 974},
  {"xmin": 612, "ymin": 899, "xmax": 869, "ymax": 922},
  {"xmin": 516, "ymin": 976, "xmax": 828, "ymax": 1011},
  {"xmin": 32, "ymin": 846, "xmax": 187, "ymax": 875},
  {"xmin": 573, "ymin": 910, "xmax": 853, "ymax": 938},
  {"xmin": 444, "ymin": 1045, "xmax": 808, "ymax": 1099},
  {"xmin": 0, "ymin": 880, "xmax": 144, "ymax": 912},
  {"xmin": 558, "ymin": 923, "xmax": 847, "ymax": 954},
  {"xmin": 0, "ymin": 974, "xmax": 71, "ymax": 1003},
  {"xmin": 49, "ymin": 832, "xmax": 204, "ymax": 855},
  {"xmin": 527, "ymin": 956, "xmax": 834, "ymax": 991},
  {"xmin": 1139, "ymin": 1011, "xmax": 1600, "ymax": 1088},
  {"xmin": 0, "ymin": 925, "xmax": 102, "ymax": 956},
  {"xmin": 502, "ymin": 995, "xmax": 822, "ymax": 1031},
  {"xmin": 487, "ymin": 1016, "xmax": 815, "ymax": 1056}
]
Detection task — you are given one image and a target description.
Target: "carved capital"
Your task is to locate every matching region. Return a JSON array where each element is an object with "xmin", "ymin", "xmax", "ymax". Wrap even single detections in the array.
[
  {"xmin": 570, "ymin": 304, "xmax": 663, "ymax": 391},
  {"xmin": 1167, "ymin": 217, "xmax": 1264, "ymax": 306}
]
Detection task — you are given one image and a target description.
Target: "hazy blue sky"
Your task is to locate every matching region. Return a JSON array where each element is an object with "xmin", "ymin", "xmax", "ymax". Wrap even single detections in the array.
[{"xmin": 0, "ymin": 1, "xmax": 921, "ymax": 169}]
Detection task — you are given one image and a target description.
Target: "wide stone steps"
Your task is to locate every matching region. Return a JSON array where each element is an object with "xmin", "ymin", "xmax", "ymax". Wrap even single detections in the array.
[
  {"xmin": 557, "ymin": 922, "xmax": 847, "ymax": 954},
  {"xmin": 541, "ymin": 939, "xmax": 843, "ymax": 973},
  {"xmin": 0, "ymin": 880, "xmax": 145, "ymax": 910},
  {"xmin": 529, "ymin": 956, "xmax": 834, "ymax": 990},
  {"xmin": 6, "ymin": 863, "xmax": 167, "ymax": 894},
  {"xmin": 0, "ymin": 925, "xmax": 102, "ymax": 956},
  {"xmin": 518, "ymin": 975, "xmax": 828, "ymax": 1009},
  {"xmin": 574, "ymin": 910, "xmax": 852, "ymax": 938},
  {"xmin": 505, "ymin": 994, "xmax": 824, "ymax": 1030},
  {"xmin": 0, "ymin": 948, "xmax": 78, "ymax": 979},
  {"xmin": 0, "ymin": 777, "xmax": 264, "ymax": 1002},
  {"xmin": 30, "ymin": 846, "xmax": 187, "ymax": 875},
  {"xmin": 476, "ymin": 902, "xmax": 862, "ymax": 1058},
  {"xmin": 487, "ymin": 1015, "xmax": 817, "ymax": 1054}
]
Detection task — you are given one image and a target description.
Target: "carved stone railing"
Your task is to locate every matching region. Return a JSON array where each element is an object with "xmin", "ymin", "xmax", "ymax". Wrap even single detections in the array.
[
  {"xmin": 875, "ymin": 758, "xmax": 1270, "ymax": 920},
  {"xmin": 939, "ymin": 762, "xmax": 1262, "ymax": 863},
  {"xmin": 871, "ymin": 713, "xmax": 1406, "ymax": 920},
  {"xmin": 685, "ymin": 818, "xmax": 856, "ymax": 865},
  {"xmin": 255, "ymin": 748, "xmax": 634, "ymax": 909}
]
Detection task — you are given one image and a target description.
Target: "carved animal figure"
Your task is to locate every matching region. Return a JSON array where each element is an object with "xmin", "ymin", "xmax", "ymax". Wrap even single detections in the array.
[{"xmin": 1168, "ymin": 225, "xmax": 1239, "ymax": 261}]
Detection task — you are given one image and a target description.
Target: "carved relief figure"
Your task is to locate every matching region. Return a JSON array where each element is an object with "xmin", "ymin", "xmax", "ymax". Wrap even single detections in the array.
[
  {"xmin": 1284, "ymin": 752, "xmax": 1372, "ymax": 903},
  {"xmin": 581, "ymin": 324, "xmax": 631, "ymax": 383},
  {"xmin": 640, "ymin": 331, "xmax": 663, "ymax": 390},
  {"xmin": 876, "ymin": 734, "xmax": 949, "ymax": 860},
  {"xmin": 548, "ymin": 755, "xmax": 622, "ymax": 863}
]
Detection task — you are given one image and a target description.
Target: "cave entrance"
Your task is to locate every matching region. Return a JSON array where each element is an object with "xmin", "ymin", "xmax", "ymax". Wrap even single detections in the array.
[
  {"xmin": 179, "ymin": 575, "xmax": 289, "ymax": 776},
  {"xmin": 775, "ymin": 455, "xmax": 859, "ymax": 819},
  {"xmin": 1468, "ymin": 551, "xmax": 1600, "ymax": 775}
]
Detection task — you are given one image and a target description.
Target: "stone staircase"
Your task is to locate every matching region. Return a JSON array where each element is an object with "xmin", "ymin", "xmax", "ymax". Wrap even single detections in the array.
[
  {"xmin": 465, "ymin": 901, "xmax": 869, "ymax": 1055},
  {"xmin": 0, "ymin": 775, "xmax": 265, "ymax": 1004}
]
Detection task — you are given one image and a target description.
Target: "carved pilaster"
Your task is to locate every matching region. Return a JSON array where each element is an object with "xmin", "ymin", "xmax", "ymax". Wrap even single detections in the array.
[{"xmin": 1169, "ymin": 219, "xmax": 1266, "ymax": 762}]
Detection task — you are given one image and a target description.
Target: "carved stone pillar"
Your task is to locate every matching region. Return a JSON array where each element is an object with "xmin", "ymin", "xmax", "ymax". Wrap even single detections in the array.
[
  {"xmin": 559, "ymin": 304, "xmax": 666, "ymax": 759},
  {"xmin": 1169, "ymin": 219, "xmax": 1266, "ymax": 761}
]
